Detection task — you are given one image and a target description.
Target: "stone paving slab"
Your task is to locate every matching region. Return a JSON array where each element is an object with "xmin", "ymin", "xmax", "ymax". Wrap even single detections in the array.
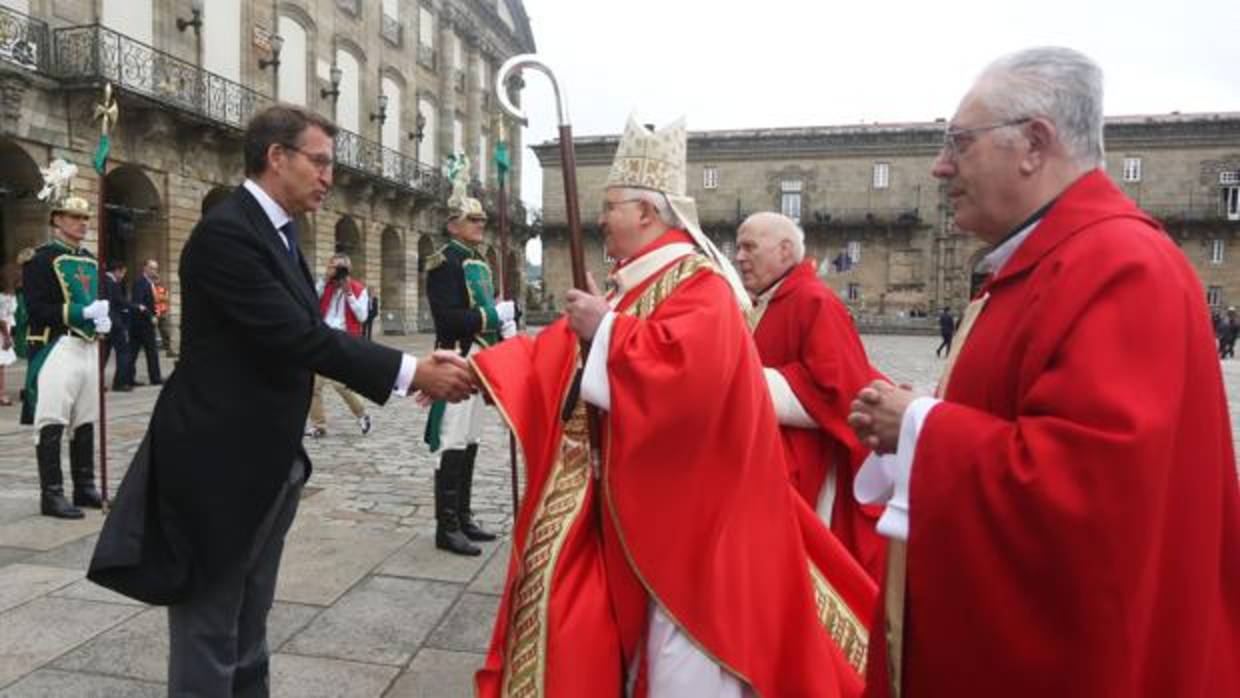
[
  {"xmin": 0, "ymin": 548, "xmax": 34, "ymax": 568},
  {"xmin": 0, "ymin": 564, "xmax": 82, "ymax": 614},
  {"xmin": 50, "ymin": 577, "xmax": 146, "ymax": 607},
  {"xmin": 426, "ymin": 592, "xmax": 503, "ymax": 654},
  {"xmin": 282, "ymin": 576, "xmax": 460, "ymax": 667},
  {"xmin": 24, "ymin": 533, "xmax": 99, "ymax": 571},
  {"xmin": 0, "ymin": 669, "xmax": 165, "ymax": 698},
  {"xmin": 467, "ymin": 541, "xmax": 511, "ymax": 596},
  {"xmin": 0, "ymin": 514, "xmax": 102, "ymax": 552},
  {"xmin": 270, "ymin": 653, "xmax": 400, "ymax": 698},
  {"xmin": 377, "ymin": 533, "xmax": 500, "ymax": 583},
  {"xmin": 0, "ymin": 597, "xmax": 141, "ymax": 687},
  {"xmin": 274, "ymin": 521, "xmax": 413, "ymax": 606},
  {"xmin": 387, "ymin": 648, "xmax": 483, "ymax": 698}
]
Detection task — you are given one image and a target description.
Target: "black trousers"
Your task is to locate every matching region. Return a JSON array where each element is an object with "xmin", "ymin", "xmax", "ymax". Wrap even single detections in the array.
[
  {"xmin": 130, "ymin": 323, "xmax": 162, "ymax": 383},
  {"xmin": 103, "ymin": 328, "xmax": 135, "ymax": 388},
  {"xmin": 167, "ymin": 460, "xmax": 304, "ymax": 697}
]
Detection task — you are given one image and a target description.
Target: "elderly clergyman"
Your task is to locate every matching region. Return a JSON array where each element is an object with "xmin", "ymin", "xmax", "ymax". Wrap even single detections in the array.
[
  {"xmin": 470, "ymin": 117, "xmax": 876, "ymax": 698},
  {"xmin": 735, "ymin": 211, "xmax": 886, "ymax": 580},
  {"xmin": 849, "ymin": 47, "xmax": 1239, "ymax": 697}
]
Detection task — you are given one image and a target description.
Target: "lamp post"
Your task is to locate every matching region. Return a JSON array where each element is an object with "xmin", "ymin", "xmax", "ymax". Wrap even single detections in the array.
[
  {"xmin": 259, "ymin": 33, "xmax": 284, "ymax": 71},
  {"xmin": 176, "ymin": 0, "xmax": 204, "ymax": 33},
  {"xmin": 320, "ymin": 64, "xmax": 343, "ymax": 102},
  {"xmin": 410, "ymin": 110, "xmax": 426, "ymax": 166}
]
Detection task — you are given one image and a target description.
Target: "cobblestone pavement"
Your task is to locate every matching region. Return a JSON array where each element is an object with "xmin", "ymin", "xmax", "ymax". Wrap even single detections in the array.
[{"xmin": 0, "ymin": 333, "xmax": 1236, "ymax": 696}]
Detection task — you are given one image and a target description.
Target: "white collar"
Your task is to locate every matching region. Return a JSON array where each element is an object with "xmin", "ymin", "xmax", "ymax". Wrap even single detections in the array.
[
  {"xmin": 979, "ymin": 219, "xmax": 1040, "ymax": 277},
  {"xmin": 607, "ymin": 242, "xmax": 696, "ymax": 308},
  {"xmin": 242, "ymin": 179, "xmax": 291, "ymax": 232}
]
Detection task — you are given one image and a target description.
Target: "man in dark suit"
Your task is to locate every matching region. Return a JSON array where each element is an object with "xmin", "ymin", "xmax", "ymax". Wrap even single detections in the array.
[
  {"xmin": 88, "ymin": 105, "xmax": 474, "ymax": 696},
  {"xmin": 128, "ymin": 258, "xmax": 163, "ymax": 385},
  {"xmin": 100, "ymin": 259, "xmax": 135, "ymax": 391}
]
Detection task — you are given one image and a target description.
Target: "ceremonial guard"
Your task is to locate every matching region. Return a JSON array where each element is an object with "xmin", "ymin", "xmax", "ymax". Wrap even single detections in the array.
[
  {"xmin": 424, "ymin": 156, "xmax": 515, "ymax": 556},
  {"xmin": 24, "ymin": 160, "xmax": 109, "ymax": 519}
]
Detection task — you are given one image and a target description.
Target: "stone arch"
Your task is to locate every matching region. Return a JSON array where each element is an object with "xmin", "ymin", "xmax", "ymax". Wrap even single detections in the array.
[
  {"xmin": 380, "ymin": 226, "xmax": 406, "ymax": 334},
  {"xmin": 0, "ymin": 137, "xmax": 48, "ymax": 270},
  {"xmin": 416, "ymin": 232, "xmax": 436, "ymax": 331},
  {"xmin": 334, "ymin": 215, "xmax": 364, "ymax": 272},
  {"xmin": 103, "ymin": 165, "xmax": 165, "ymax": 280}
]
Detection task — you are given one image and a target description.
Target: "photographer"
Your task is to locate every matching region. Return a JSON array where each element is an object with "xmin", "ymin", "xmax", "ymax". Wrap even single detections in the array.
[{"xmin": 306, "ymin": 253, "xmax": 373, "ymax": 436}]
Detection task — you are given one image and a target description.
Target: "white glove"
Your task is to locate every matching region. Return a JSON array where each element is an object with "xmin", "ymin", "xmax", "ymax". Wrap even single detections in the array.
[
  {"xmin": 501, "ymin": 319, "xmax": 517, "ymax": 339},
  {"xmin": 93, "ymin": 315, "xmax": 112, "ymax": 335},
  {"xmin": 495, "ymin": 300, "xmax": 516, "ymax": 323},
  {"xmin": 82, "ymin": 299, "xmax": 110, "ymax": 321}
]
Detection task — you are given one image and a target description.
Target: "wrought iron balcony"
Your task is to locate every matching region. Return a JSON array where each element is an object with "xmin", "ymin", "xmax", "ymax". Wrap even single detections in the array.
[
  {"xmin": 797, "ymin": 206, "xmax": 922, "ymax": 228},
  {"xmin": 0, "ymin": 4, "xmax": 51, "ymax": 74},
  {"xmin": 417, "ymin": 45, "xmax": 437, "ymax": 71},
  {"xmin": 54, "ymin": 24, "xmax": 270, "ymax": 131},
  {"xmin": 1141, "ymin": 199, "xmax": 1240, "ymax": 223},
  {"xmin": 380, "ymin": 14, "xmax": 402, "ymax": 46},
  {"xmin": 335, "ymin": 128, "xmax": 446, "ymax": 197}
]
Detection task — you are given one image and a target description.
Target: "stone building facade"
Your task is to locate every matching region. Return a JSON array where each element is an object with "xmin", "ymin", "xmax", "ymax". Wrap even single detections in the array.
[
  {"xmin": 535, "ymin": 113, "xmax": 1240, "ymax": 321},
  {"xmin": 0, "ymin": 0, "xmax": 535, "ymax": 343}
]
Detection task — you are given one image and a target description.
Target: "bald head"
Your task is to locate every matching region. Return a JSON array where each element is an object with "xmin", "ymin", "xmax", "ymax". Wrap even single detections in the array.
[{"xmin": 734, "ymin": 212, "xmax": 805, "ymax": 296}]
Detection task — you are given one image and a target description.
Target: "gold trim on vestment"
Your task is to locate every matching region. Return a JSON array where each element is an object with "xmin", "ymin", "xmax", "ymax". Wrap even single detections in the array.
[
  {"xmin": 488, "ymin": 349, "xmax": 594, "ymax": 698},
  {"xmin": 809, "ymin": 561, "xmax": 869, "ymax": 675}
]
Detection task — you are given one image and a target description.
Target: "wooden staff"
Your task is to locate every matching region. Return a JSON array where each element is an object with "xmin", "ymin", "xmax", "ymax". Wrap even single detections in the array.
[
  {"xmin": 494, "ymin": 120, "xmax": 520, "ymax": 514},
  {"xmin": 92, "ymin": 83, "xmax": 118, "ymax": 511},
  {"xmin": 495, "ymin": 55, "xmax": 602, "ymax": 470}
]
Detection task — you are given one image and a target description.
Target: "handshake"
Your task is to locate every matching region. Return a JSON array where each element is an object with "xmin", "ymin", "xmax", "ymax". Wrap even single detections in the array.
[{"xmin": 410, "ymin": 350, "xmax": 480, "ymax": 403}]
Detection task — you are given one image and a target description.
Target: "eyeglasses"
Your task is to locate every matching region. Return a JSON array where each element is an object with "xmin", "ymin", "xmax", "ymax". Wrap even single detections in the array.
[
  {"xmin": 601, "ymin": 198, "xmax": 642, "ymax": 215},
  {"xmin": 941, "ymin": 118, "xmax": 1032, "ymax": 158},
  {"xmin": 283, "ymin": 144, "xmax": 335, "ymax": 172}
]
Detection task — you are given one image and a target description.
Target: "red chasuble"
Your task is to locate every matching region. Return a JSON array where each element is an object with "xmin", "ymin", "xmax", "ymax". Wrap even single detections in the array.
[
  {"xmin": 752, "ymin": 260, "xmax": 887, "ymax": 580},
  {"xmin": 865, "ymin": 171, "xmax": 1240, "ymax": 698},
  {"xmin": 474, "ymin": 231, "xmax": 876, "ymax": 698}
]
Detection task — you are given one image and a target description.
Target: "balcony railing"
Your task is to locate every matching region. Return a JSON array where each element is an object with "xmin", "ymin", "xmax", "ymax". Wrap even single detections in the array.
[
  {"xmin": 0, "ymin": 4, "xmax": 51, "ymax": 73},
  {"xmin": 417, "ymin": 45, "xmax": 436, "ymax": 71},
  {"xmin": 802, "ymin": 207, "xmax": 923, "ymax": 227},
  {"xmin": 54, "ymin": 24, "xmax": 270, "ymax": 130},
  {"xmin": 335, "ymin": 129, "xmax": 446, "ymax": 197},
  {"xmin": 380, "ymin": 14, "xmax": 402, "ymax": 46},
  {"xmin": 1142, "ymin": 199, "xmax": 1240, "ymax": 223}
]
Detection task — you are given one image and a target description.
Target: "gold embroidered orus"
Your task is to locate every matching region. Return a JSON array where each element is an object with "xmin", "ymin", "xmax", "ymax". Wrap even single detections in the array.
[
  {"xmin": 809, "ymin": 562, "xmax": 869, "ymax": 675},
  {"xmin": 500, "ymin": 401, "xmax": 592, "ymax": 698}
]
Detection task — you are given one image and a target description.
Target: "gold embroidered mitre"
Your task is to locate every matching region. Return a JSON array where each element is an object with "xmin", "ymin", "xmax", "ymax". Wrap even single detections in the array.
[{"xmin": 605, "ymin": 116, "xmax": 687, "ymax": 196}]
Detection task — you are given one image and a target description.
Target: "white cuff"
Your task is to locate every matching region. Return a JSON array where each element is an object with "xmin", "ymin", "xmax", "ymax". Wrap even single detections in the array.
[
  {"xmin": 580, "ymin": 311, "xmax": 615, "ymax": 410},
  {"xmin": 854, "ymin": 396, "xmax": 940, "ymax": 542},
  {"xmin": 763, "ymin": 368, "xmax": 816, "ymax": 428},
  {"xmin": 393, "ymin": 353, "xmax": 417, "ymax": 396}
]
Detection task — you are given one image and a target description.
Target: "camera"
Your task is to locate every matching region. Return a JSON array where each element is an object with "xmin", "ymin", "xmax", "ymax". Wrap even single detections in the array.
[{"xmin": 332, "ymin": 265, "xmax": 349, "ymax": 282}]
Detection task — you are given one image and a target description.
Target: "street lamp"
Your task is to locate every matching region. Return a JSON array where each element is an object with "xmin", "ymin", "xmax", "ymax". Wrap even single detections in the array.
[
  {"xmin": 410, "ymin": 110, "xmax": 427, "ymax": 163},
  {"xmin": 259, "ymin": 34, "xmax": 284, "ymax": 70},
  {"xmin": 177, "ymin": 0, "xmax": 204, "ymax": 33},
  {"xmin": 370, "ymin": 93, "xmax": 389, "ymax": 124},
  {"xmin": 320, "ymin": 64, "xmax": 343, "ymax": 101}
]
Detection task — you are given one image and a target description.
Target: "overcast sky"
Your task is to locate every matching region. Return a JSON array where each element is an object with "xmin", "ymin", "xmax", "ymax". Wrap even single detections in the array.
[{"xmin": 516, "ymin": 0, "xmax": 1240, "ymax": 263}]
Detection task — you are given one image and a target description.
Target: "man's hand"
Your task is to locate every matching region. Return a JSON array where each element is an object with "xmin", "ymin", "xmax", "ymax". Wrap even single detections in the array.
[
  {"xmin": 411, "ymin": 350, "xmax": 476, "ymax": 402},
  {"xmin": 500, "ymin": 318, "xmax": 518, "ymax": 339},
  {"xmin": 93, "ymin": 315, "xmax": 112, "ymax": 335},
  {"xmin": 495, "ymin": 300, "xmax": 516, "ymax": 323},
  {"xmin": 82, "ymin": 299, "xmax": 109, "ymax": 321},
  {"xmin": 848, "ymin": 380, "xmax": 917, "ymax": 454},
  {"xmin": 564, "ymin": 273, "xmax": 607, "ymax": 341}
]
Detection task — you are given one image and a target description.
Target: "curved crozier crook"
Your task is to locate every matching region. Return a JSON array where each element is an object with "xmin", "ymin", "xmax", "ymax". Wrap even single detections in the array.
[{"xmin": 495, "ymin": 54, "xmax": 570, "ymax": 128}]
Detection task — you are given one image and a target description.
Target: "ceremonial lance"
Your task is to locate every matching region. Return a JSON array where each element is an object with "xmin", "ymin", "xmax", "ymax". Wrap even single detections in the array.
[
  {"xmin": 495, "ymin": 55, "xmax": 603, "ymax": 469},
  {"xmin": 93, "ymin": 83, "xmax": 118, "ymax": 510},
  {"xmin": 493, "ymin": 118, "xmax": 520, "ymax": 513}
]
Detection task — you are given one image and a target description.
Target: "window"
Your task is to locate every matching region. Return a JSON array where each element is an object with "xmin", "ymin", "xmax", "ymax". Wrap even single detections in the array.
[
  {"xmin": 780, "ymin": 179, "xmax": 802, "ymax": 222},
  {"xmin": 419, "ymin": 8, "xmax": 435, "ymax": 48},
  {"xmin": 846, "ymin": 283, "xmax": 861, "ymax": 301},
  {"xmin": 1122, "ymin": 157, "xmax": 1142, "ymax": 183},
  {"xmin": 1208, "ymin": 285, "xmax": 1224, "ymax": 308},
  {"xmin": 1211, "ymin": 239, "xmax": 1225, "ymax": 265},
  {"xmin": 873, "ymin": 162, "xmax": 890, "ymax": 189},
  {"xmin": 846, "ymin": 240, "xmax": 861, "ymax": 264},
  {"xmin": 453, "ymin": 117, "xmax": 464, "ymax": 155},
  {"xmin": 703, "ymin": 166, "xmax": 719, "ymax": 190},
  {"xmin": 1222, "ymin": 171, "xmax": 1240, "ymax": 186},
  {"xmin": 1224, "ymin": 186, "xmax": 1240, "ymax": 221},
  {"xmin": 276, "ymin": 16, "xmax": 307, "ymax": 105},
  {"xmin": 418, "ymin": 98, "xmax": 437, "ymax": 166}
]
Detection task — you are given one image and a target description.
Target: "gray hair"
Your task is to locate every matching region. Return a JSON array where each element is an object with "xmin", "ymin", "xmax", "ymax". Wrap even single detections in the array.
[
  {"xmin": 614, "ymin": 187, "xmax": 678, "ymax": 227},
  {"xmin": 740, "ymin": 211, "xmax": 805, "ymax": 262},
  {"xmin": 976, "ymin": 47, "xmax": 1105, "ymax": 168}
]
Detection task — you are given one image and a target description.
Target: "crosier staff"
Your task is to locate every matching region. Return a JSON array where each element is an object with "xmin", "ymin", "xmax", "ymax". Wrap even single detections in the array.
[
  {"xmin": 495, "ymin": 55, "xmax": 602, "ymax": 471},
  {"xmin": 92, "ymin": 83, "xmax": 118, "ymax": 511}
]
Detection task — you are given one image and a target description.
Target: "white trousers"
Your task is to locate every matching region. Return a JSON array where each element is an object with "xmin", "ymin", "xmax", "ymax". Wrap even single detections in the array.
[
  {"xmin": 34, "ymin": 336, "xmax": 99, "ymax": 435},
  {"xmin": 434, "ymin": 393, "xmax": 485, "ymax": 455},
  {"xmin": 643, "ymin": 605, "xmax": 753, "ymax": 698}
]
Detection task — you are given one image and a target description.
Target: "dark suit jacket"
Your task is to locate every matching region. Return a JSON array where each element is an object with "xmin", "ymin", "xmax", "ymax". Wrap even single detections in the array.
[
  {"xmin": 89, "ymin": 185, "xmax": 403, "ymax": 603},
  {"xmin": 101, "ymin": 273, "xmax": 133, "ymax": 336},
  {"xmin": 131, "ymin": 274, "xmax": 156, "ymax": 334}
]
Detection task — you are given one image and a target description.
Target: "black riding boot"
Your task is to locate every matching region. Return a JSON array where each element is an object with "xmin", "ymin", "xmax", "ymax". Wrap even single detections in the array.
[
  {"xmin": 459, "ymin": 443, "xmax": 496, "ymax": 542},
  {"xmin": 70, "ymin": 424, "xmax": 102, "ymax": 508},
  {"xmin": 37, "ymin": 424, "xmax": 83, "ymax": 519},
  {"xmin": 435, "ymin": 450, "xmax": 481, "ymax": 556}
]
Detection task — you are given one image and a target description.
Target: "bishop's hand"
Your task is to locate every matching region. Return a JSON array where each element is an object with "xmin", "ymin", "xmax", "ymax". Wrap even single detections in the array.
[
  {"xmin": 565, "ymin": 273, "xmax": 607, "ymax": 341},
  {"xmin": 411, "ymin": 350, "xmax": 476, "ymax": 402},
  {"xmin": 848, "ymin": 380, "xmax": 916, "ymax": 454}
]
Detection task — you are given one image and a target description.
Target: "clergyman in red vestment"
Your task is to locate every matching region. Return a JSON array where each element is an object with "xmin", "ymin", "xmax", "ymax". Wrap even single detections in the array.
[
  {"xmin": 849, "ymin": 47, "xmax": 1239, "ymax": 698},
  {"xmin": 735, "ymin": 211, "xmax": 887, "ymax": 581},
  {"xmin": 472, "ymin": 117, "xmax": 877, "ymax": 698}
]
